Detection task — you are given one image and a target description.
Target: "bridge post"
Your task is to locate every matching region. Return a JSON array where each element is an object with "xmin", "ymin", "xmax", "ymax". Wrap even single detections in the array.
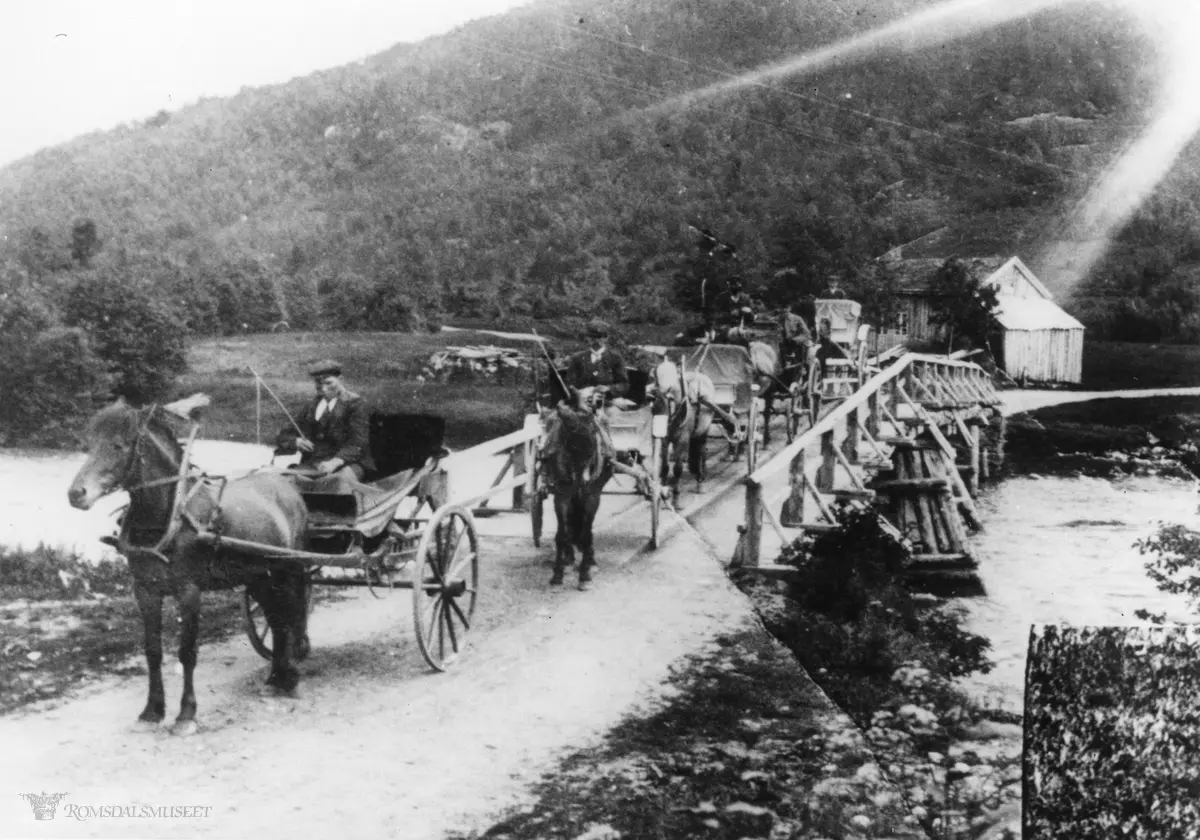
[
  {"xmin": 866, "ymin": 390, "xmax": 880, "ymax": 438},
  {"xmin": 740, "ymin": 481, "xmax": 764, "ymax": 567},
  {"xmin": 780, "ymin": 447, "xmax": 806, "ymax": 527},
  {"xmin": 843, "ymin": 407, "xmax": 861, "ymax": 465},
  {"xmin": 817, "ymin": 429, "xmax": 836, "ymax": 492}
]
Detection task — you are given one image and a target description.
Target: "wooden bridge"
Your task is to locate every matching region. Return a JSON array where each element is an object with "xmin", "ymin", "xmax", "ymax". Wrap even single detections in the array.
[{"xmin": 732, "ymin": 353, "xmax": 1005, "ymax": 584}]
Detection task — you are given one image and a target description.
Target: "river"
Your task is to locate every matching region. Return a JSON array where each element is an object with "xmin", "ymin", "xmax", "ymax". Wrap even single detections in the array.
[
  {"xmin": 957, "ymin": 472, "xmax": 1200, "ymax": 713},
  {"xmin": 3, "ymin": 447, "xmax": 1198, "ymax": 716}
]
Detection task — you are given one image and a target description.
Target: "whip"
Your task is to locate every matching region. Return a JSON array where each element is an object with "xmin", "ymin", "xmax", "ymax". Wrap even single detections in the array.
[{"xmin": 247, "ymin": 366, "xmax": 311, "ymax": 444}]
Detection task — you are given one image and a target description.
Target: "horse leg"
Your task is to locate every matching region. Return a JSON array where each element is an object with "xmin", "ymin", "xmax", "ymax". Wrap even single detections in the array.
[
  {"xmin": 170, "ymin": 580, "xmax": 202, "ymax": 736},
  {"xmin": 133, "ymin": 584, "xmax": 166, "ymax": 726},
  {"xmin": 550, "ymin": 493, "xmax": 572, "ymax": 586},
  {"xmin": 294, "ymin": 574, "xmax": 311, "ymax": 662},
  {"xmin": 264, "ymin": 571, "xmax": 301, "ymax": 695},
  {"xmin": 577, "ymin": 483, "xmax": 604, "ymax": 591}
]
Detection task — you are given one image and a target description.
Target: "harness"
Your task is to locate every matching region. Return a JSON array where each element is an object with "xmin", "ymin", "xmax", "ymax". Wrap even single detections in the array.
[{"xmin": 103, "ymin": 407, "xmax": 227, "ymax": 566}]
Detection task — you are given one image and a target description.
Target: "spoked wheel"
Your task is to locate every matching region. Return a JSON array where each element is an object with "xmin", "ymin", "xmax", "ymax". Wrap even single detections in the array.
[
  {"xmin": 786, "ymin": 384, "xmax": 803, "ymax": 443},
  {"xmin": 412, "ymin": 504, "xmax": 479, "ymax": 672},
  {"xmin": 242, "ymin": 575, "xmax": 314, "ymax": 661}
]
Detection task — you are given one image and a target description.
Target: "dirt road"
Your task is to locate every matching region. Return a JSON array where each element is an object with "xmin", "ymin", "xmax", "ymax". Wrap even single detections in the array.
[
  {"xmin": 1, "ymin": 445, "xmax": 760, "ymax": 839},
  {"xmin": 999, "ymin": 386, "xmax": 1200, "ymax": 416}
]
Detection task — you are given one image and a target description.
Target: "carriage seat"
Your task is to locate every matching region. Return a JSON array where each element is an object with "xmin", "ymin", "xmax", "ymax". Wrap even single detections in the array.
[{"xmin": 290, "ymin": 412, "xmax": 448, "ymax": 529}]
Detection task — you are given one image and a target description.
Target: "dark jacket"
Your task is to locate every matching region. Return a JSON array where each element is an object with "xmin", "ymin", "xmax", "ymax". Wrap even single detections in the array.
[
  {"xmin": 564, "ymin": 347, "xmax": 629, "ymax": 398},
  {"xmin": 277, "ymin": 390, "xmax": 376, "ymax": 474}
]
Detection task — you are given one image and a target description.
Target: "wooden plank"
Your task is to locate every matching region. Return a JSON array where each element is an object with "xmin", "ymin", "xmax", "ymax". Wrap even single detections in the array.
[
  {"xmin": 874, "ymin": 478, "xmax": 949, "ymax": 491},
  {"xmin": 908, "ymin": 552, "xmax": 971, "ymax": 564},
  {"xmin": 817, "ymin": 429, "xmax": 836, "ymax": 493},
  {"xmin": 740, "ymin": 480, "xmax": 764, "ymax": 568},
  {"xmin": 780, "ymin": 447, "xmax": 806, "ymax": 528},
  {"xmin": 917, "ymin": 451, "xmax": 949, "ymax": 553},
  {"xmin": 830, "ymin": 489, "xmax": 875, "ymax": 501},
  {"xmin": 895, "ymin": 383, "xmax": 980, "ymax": 522}
]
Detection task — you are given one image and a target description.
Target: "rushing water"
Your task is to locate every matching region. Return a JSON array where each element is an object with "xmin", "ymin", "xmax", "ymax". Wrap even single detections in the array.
[
  {"xmin": 957, "ymin": 472, "xmax": 1200, "ymax": 713},
  {"xmin": 3, "ymin": 446, "xmax": 1199, "ymax": 714}
]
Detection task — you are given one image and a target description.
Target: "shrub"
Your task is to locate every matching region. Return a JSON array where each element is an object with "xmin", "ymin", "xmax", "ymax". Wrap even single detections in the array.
[
  {"xmin": 63, "ymin": 270, "xmax": 189, "ymax": 402},
  {"xmin": 772, "ymin": 507, "xmax": 992, "ymax": 723}
]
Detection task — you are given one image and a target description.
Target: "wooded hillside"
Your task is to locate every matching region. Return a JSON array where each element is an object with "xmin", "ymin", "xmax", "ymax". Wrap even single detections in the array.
[{"xmin": 1, "ymin": 0, "xmax": 1197, "ymax": 441}]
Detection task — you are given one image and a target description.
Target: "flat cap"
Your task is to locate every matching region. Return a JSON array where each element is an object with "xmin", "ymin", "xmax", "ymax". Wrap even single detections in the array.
[
  {"xmin": 307, "ymin": 359, "xmax": 342, "ymax": 378},
  {"xmin": 586, "ymin": 319, "xmax": 611, "ymax": 338}
]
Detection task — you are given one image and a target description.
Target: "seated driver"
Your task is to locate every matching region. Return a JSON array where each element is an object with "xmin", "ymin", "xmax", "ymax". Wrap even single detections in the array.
[
  {"xmin": 564, "ymin": 320, "xmax": 630, "ymax": 407},
  {"xmin": 276, "ymin": 360, "xmax": 375, "ymax": 480}
]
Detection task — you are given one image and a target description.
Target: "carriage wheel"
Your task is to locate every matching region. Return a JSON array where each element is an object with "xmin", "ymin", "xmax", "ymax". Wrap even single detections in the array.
[
  {"xmin": 530, "ymin": 464, "xmax": 544, "ymax": 548},
  {"xmin": 242, "ymin": 575, "xmax": 314, "ymax": 661},
  {"xmin": 807, "ymin": 361, "xmax": 822, "ymax": 427},
  {"xmin": 786, "ymin": 385, "xmax": 803, "ymax": 443},
  {"xmin": 412, "ymin": 505, "xmax": 479, "ymax": 672}
]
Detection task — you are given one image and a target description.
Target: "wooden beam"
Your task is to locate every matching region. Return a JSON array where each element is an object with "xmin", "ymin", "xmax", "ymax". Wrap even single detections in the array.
[{"xmin": 873, "ymin": 478, "xmax": 949, "ymax": 491}]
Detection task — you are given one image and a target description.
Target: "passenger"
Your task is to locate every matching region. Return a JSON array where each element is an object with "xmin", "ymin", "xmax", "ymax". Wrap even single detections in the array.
[
  {"xmin": 779, "ymin": 302, "xmax": 813, "ymax": 366},
  {"xmin": 276, "ymin": 360, "xmax": 375, "ymax": 480}
]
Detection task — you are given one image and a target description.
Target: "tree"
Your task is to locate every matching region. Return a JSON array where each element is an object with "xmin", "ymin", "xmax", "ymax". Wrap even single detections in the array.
[
  {"xmin": 928, "ymin": 258, "xmax": 1001, "ymax": 353},
  {"xmin": 63, "ymin": 269, "xmax": 189, "ymax": 402},
  {"xmin": 70, "ymin": 219, "xmax": 101, "ymax": 267}
]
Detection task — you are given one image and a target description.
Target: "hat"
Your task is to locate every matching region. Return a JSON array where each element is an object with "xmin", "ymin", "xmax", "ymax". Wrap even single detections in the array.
[
  {"xmin": 307, "ymin": 359, "xmax": 342, "ymax": 378},
  {"xmin": 586, "ymin": 319, "xmax": 610, "ymax": 339}
]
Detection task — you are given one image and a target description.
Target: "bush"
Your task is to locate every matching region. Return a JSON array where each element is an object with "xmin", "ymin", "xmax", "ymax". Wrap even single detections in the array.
[
  {"xmin": 0, "ymin": 285, "xmax": 110, "ymax": 444},
  {"xmin": 771, "ymin": 507, "xmax": 992, "ymax": 723},
  {"xmin": 63, "ymin": 270, "xmax": 189, "ymax": 402}
]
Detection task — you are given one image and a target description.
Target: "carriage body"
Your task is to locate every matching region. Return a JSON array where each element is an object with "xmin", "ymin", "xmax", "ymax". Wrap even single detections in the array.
[
  {"xmin": 239, "ymin": 412, "xmax": 478, "ymax": 672},
  {"xmin": 678, "ymin": 343, "xmax": 760, "ymax": 472},
  {"xmin": 813, "ymin": 299, "xmax": 874, "ymax": 405}
]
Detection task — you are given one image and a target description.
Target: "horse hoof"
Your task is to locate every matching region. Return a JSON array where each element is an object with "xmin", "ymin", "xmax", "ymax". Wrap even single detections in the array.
[
  {"xmin": 169, "ymin": 720, "xmax": 198, "ymax": 738},
  {"xmin": 550, "ymin": 575, "xmax": 564, "ymax": 586},
  {"xmin": 296, "ymin": 636, "xmax": 311, "ymax": 662},
  {"xmin": 272, "ymin": 684, "xmax": 300, "ymax": 699},
  {"xmin": 578, "ymin": 577, "xmax": 593, "ymax": 592}
]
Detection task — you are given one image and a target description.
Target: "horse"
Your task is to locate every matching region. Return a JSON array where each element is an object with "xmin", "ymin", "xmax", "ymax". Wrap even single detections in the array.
[
  {"xmin": 67, "ymin": 396, "xmax": 310, "ymax": 735},
  {"xmin": 745, "ymin": 340, "xmax": 818, "ymax": 447},
  {"xmin": 539, "ymin": 399, "xmax": 613, "ymax": 591},
  {"xmin": 651, "ymin": 358, "xmax": 715, "ymax": 505}
]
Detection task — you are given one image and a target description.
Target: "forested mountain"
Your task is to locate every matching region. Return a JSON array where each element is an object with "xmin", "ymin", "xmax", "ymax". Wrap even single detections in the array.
[{"xmin": 0, "ymin": 0, "xmax": 1195, "ymax": 440}]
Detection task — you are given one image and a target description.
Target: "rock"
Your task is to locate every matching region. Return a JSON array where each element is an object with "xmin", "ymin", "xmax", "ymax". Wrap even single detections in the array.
[
  {"xmin": 724, "ymin": 801, "xmax": 775, "ymax": 836},
  {"xmin": 850, "ymin": 814, "xmax": 872, "ymax": 829},
  {"xmin": 963, "ymin": 720, "xmax": 1023, "ymax": 741},
  {"xmin": 573, "ymin": 824, "xmax": 621, "ymax": 840}
]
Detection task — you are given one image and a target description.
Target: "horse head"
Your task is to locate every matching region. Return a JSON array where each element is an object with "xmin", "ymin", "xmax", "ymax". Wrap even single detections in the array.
[{"xmin": 67, "ymin": 398, "xmax": 188, "ymax": 510}]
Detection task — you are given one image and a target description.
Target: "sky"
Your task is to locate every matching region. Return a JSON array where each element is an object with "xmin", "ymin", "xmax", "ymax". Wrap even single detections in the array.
[{"xmin": 0, "ymin": 0, "xmax": 532, "ymax": 167}]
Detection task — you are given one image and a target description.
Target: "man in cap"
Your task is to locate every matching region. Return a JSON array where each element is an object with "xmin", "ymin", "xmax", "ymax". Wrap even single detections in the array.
[
  {"xmin": 780, "ymin": 302, "xmax": 813, "ymax": 366},
  {"xmin": 276, "ymin": 360, "xmax": 376, "ymax": 480},
  {"xmin": 563, "ymin": 319, "xmax": 629, "ymax": 402}
]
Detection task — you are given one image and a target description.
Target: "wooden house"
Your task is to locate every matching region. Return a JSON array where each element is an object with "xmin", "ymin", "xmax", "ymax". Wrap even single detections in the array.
[{"xmin": 875, "ymin": 255, "xmax": 1084, "ymax": 384}]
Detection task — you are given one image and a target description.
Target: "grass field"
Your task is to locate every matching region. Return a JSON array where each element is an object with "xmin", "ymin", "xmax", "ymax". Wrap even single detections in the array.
[
  {"xmin": 1081, "ymin": 341, "xmax": 1200, "ymax": 389},
  {"xmin": 178, "ymin": 329, "xmax": 545, "ymax": 449}
]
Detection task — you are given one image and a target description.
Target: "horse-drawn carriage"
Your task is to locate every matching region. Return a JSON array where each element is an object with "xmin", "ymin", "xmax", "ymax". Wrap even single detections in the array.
[
  {"xmin": 67, "ymin": 398, "xmax": 485, "ymax": 734},
  {"xmin": 528, "ymin": 356, "xmax": 665, "ymax": 587},
  {"xmin": 239, "ymin": 412, "xmax": 478, "ymax": 672}
]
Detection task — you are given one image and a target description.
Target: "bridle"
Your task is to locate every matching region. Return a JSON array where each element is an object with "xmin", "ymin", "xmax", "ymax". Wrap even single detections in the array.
[{"xmin": 105, "ymin": 405, "xmax": 209, "ymax": 559}]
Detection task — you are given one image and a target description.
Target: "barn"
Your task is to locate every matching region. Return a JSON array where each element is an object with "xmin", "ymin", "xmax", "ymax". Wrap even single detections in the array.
[{"xmin": 875, "ymin": 254, "xmax": 1085, "ymax": 384}]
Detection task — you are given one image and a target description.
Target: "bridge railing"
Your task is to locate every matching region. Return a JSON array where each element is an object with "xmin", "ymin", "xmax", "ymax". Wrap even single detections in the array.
[
  {"xmin": 444, "ymin": 414, "xmax": 541, "ymax": 513},
  {"xmin": 735, "ymin": 353, "xmax": 1001, "ymax": 569}
]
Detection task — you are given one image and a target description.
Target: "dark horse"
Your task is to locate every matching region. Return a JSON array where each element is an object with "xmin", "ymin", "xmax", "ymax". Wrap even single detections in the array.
[
  {"xmin": 67, "ymin": 396, "xmax": 309, "ymax": 735},
  {"xmin": 540, "ymin": 403, "xmax": 613, "ymax": 591}
]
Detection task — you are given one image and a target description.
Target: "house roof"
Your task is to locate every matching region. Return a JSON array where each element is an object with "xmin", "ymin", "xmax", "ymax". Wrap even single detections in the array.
[
  {"xmin": 992, "ymin": 295, "xmax": 1085, "ymax": 331},
  {"xmin": 882, "ymin": 255, "xmax": 1008, "ymax": 294}
]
